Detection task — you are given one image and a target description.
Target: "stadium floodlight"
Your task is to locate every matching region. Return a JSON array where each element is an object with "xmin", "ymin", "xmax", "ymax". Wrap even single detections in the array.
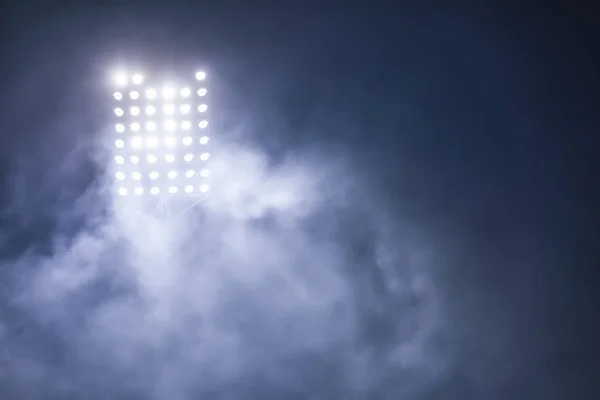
[{"xmin": 110, "ymin": 69, "xmax": 211, "ymax": 207}]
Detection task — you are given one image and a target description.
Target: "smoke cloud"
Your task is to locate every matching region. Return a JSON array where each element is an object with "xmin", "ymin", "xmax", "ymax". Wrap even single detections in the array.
[{"xmin": 1, "ymin": 134, "xmax": 445, "ymax": 399}]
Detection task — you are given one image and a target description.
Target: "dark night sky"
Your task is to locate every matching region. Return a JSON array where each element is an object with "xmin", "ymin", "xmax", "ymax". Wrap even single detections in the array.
[{"xmin": 0, "ymin": 2, "xmax": 599, "ymax": 399}]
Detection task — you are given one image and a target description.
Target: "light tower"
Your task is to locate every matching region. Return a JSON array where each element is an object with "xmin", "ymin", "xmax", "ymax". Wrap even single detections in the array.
[{"xmin": 109, "ymin": 69, "xmax": 211, "ymax": 215}]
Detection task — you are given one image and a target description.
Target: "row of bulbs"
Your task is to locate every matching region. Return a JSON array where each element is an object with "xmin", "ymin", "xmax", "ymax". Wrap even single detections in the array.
[
  {"xmin": 114, "ymin": 153, "xmax": 209, "ymax": 164},
  {"xmin": 113, "ymin": 87, "xmax": 206, "ymax": 101},
  {"xmin": 113, "ymin": 71, "xmax": 206, "ymax": 87},
  {"xmin": 114, "ymin": 103, "xmax": 207, "ymax": 117},
  {"xmin": 115, "ymin": 120, "xmax": 208, "ymax": 133},
  {"xmin": 115, "ymin": 136, "xmax": 209, "ymax": 149},
  {"xmin": 118, "ymin": 184, "xmax": 209, "ymax": 196},
  {"xmin": 115, "ymin": 169, "xmax": 208, "ymax": 180}
]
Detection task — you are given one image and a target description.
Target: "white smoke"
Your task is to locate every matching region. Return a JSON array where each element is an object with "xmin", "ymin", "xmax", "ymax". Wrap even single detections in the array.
[{"xmin": 3, "ymin": 136, "xmax": 446, "ymax": 399}]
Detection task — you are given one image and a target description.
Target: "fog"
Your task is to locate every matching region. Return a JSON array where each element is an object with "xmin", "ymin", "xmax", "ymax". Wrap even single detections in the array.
[{"xmin": 0, "ymin": 129, "xmax": 446, "ymax": 398}]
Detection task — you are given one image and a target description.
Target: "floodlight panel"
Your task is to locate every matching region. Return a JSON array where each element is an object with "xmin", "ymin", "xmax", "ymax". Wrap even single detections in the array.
[{"xmin": 110, "ymin": 69, "xmax": 211, "ymax": 196}]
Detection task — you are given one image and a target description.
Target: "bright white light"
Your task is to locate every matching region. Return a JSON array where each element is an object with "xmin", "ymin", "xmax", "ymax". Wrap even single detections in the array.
[
  {"xmin": 114, "ymin": 108, "xmax": 124, "ymax": 116},
  {"xmin": 115, "ymin": 139, "xmax": 124, "ymax": 148},
  {"xmin": 199, "ymin": 136, "xmax": 209, "ymax": 145},
  {"xmin": 131, "ymin": 122, "xmax": 140, "ymax": 132},
  {"xmin": 165, "ymin": 136, "xmax": 176, "ymax": 147},
  {"xmin": 197, "ymin": 88, "xmax": 207, "ymax": 97},
  {"xmin": 130, "ymin": 106, "xmax": 140, "ymax": 116},
  {"xmin": 146, "ymin": 136, "xmax": 158, "ymax": 148},
  {"xmin": 118, "ymin": 187, "xmax": 128, "ymax": 196},
  {"xmin": 130, "ymin": 91, "xmax": 140, "ymax": 100},
  {"xmin": 131, "ymin": 137, "xmax": 143, "ymax": 148},
  {"xmin": 132, "ymin": 74, "xmax": 144, "ymax": 85},
  {"xmin": 180, "ymin": 87, "xmax": 191, "ymax": 97},
  {"xmin": 149, "ymin": 171, "xmax": 159, "ymax": 180},
  {"xmin": 180, "ymin": 104, "xmax": 191, "ymax": 114},
  {"xmin": 150, "ymin": 187, "xmax": 160, "ymax": 195},
  {"xmin": 200, "ymin": 169, "xmax": 209, "ymax": 177},
  {"xmin": 147, "ymin": 155, "xmax": 157, "ymax": 164},
  {"xmin": 146, "ymin": 105, "xmax": 156, "ymax": 115},
  {"xmin": 132, "ymin": 172, "xmax": 141, "ymax": 180},
  {"xmin": 165, "ymin": 154, "xmax": 175, "ymax": 163},
  {"xmin": 146, "ymin": 88, "xmax": 157, "ymax": 99},
  {"xmin": 181, "ymin": 121, "xmax": 191, "ymax": 130},
  {"xmin": 200, "ymin": 153, "xmax": 210, "ymax": 161},
  {"xmin": 182, "ymin": 136, "xmax": 193, "ymax": 146},
  {"xmin": 184, "ymin": 154, "xmax": 194, "ymax": 162},
  {"xmin": 185, "ymin": 169, "xmax": 196, "ymax": 178},
  {"xmin": 196, "ymin": 71, "xmax": 206, "ymax": 81},
  {"xmin": 167, "ymin": 170, "xmax": 177, "ymax": 179},
  {"xmin": 199, "ymin": 120, "xmax": 208, "ymax": 129},
  {"xmin": 185, "ymin": 185, "xmax": 194, "ymax": 193},
  {"xmin": 113, "ymin": 92, "xmax": 123, "ymax": 100},
  {"xmin": 130, "ymin": 155, "xmax": 139, "ymax": 164},
  {"xmin": 162, "ymin": 86, "xmax": 175, "ymax": 99},
  {"xmin": 168, "ymin": 186, "xmax": 178, "ymax": 194},
  {"xmin": 115, "ymin": 156, "xmax": 124, "ymax": 164},
  {"xmin": 115, "ymin": 124, "xmax": 125, "ymax": 132},
  {"xmin": 164, "ymin": 120, "xmax": 176, "ymax": 131},
  {"xmin": 114, "ymin": 73, "xmax": 127, "ymax": 86},
  {"xmin": 115, "ymin": 172, "xmax": 125, "ymax": 180},
  {"xmin": 200, "ymin": 184, "xmax": 209, "ymax": 193},
  {"xmin": 163, "ymin": 104, "xmax": 175, "ymax": 115},
  {"xmin": 146, "ymin": 121, "xmax": 156, "ymax": 131},
  {"xmin": 134, "ymin": 187, "xmax": 144, "ymax": 195},
  {"xmin": 197, "ymin": 104, "xmax": 208, "ymax": 113}
]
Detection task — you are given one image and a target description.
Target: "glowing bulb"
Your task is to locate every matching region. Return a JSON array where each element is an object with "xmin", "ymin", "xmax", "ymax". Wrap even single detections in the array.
[
  {"xmin": 132, "ymin": 74, "xmax": 144, "ymax": 85},
  {"xmin": 146, "ymin": 88, "xmax": 157, "ymax": 99},
  {"xmin": 196, "ymin": 71, "xmax": 206, "ymax": 81},
  {"xmin": 185, "ymin": 169, "xmax": 196, "ymax": 178},
  {"xmin": 200, "ymin": 169, "xmax": 210, "ymax": 177},
  {"xmin": 146, "ymin": 136, "xmax": 158, "ymax": 149},
  {"xmin": 118, "ymin": 187, "xmax": 128, "ymax": 196},
  {"xmin": 131, "ymin": 122, "xmax": 140, "ymax": 132},
  {"xmin": 199, "ymin": 136, "xmax": 209, "ymax": 145},
  {"xmin": 114, "ymin": 108, "xmax": 124, "ymax": 116},
  {"xmin": 167, "ymin": 171, "xmax": 177, "ymax": 179},
  {"xmin": 113, "ymin": 92, "xmax": 123, "ymax": 100},
  {"xmin": 168, "ymin": 186, "xmax": 178, "ymax": 194},
  {"xmin": 130, "ymin": 90, "xmax": 140, "ymax": 100},
  {"xmin": 114, "ymin": 73, "xmax": 127, "ymax": 86},
  {"xmin": 132, "ymin": 172, "xmax": 141, "ymax": 180},
  {"xmin": 197, "ymin": 88, "xmax": 207, "ymax": 97},
  {"xmin": 149, "ymin": 171, "xmax": 159, "ymax": 180},
  {"xmin": 165, "ymin": 154, "xmax": 175, "ymax": 163},
  {"xmin": 197, "ymin": 104, "xmax": 207, "ymax": 113},
  {"xmin": 134, "ymin": 187, "xmax": 144, "ymax": 195},
  {"xmin": 181, "ymin": 121, "xmax": 191, "ymax": 130},
  {"xmin": 200, "ymin": 184, "xmax": 209, "ymax": 193},
  {"xmin": 180, "ymin": 87, "xmax": 191, "ymax": 97},
  {"xmin": 130, "ymin": 106, "xmax": 140, "ymax": 116},
  {"xmin": 199, "ymin": 120, "xmax": 208, "ymax": 129},
  {"xmin": 115, "ymin": 172, "xmax": 125, "ymax": 180},
  {"xmin": 147, "ymin": 155, "xmax": 157, "ymax": 164},
  {"xmin": 200, "ymin": 153, "xmax": 210, "ymax": 161},
  {"xmin": 130, "ymin": 137, "xmax": 142, "ymax": 149},
  {"xmin": 130, "ymin": 155, "xmax": 139, "ymax": 164},
  {"xmin": 115, "ymin": 139, "xmax": 124, "ymax": 148},
  {"xmin": 151, "ymin": 187, "xmax": 160, "ymax": 195},
  {"xmin": 184, "ymin": 154, "xmax": 194, "ymax": 162},
  {"xmin": 185, "ymin": 185, "xmax": 194, "ymax": 193},
  {"xmin": 165, "ymin": 136, "xmax": 176, "ymax": 147},
  {"xmin": 115, "ymin": 124, "xmax": 125, "ymax": 132},
  {"xmin": 115, "ymin": 156, "xmax": 124, "ymax": 164},
  {"xmin": 146, "ymin": 105, "xmax": 156, "ymax": 115},
  {"xmin": 180, "ymin": 104, "xmax": 191, "ymax": 114},
  {"xmin": 146, "ymin": 121, "xmax": 156, "ymax": 131},
  {"xmin": 182, "ymin": 136, "xmax": 193, "ymax": 146}
]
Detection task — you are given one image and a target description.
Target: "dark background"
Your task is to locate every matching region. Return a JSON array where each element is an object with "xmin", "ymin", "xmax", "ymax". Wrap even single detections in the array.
[{"xmin": 1, "ymin": 2, "xmax": 599, "ymax": 399}]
